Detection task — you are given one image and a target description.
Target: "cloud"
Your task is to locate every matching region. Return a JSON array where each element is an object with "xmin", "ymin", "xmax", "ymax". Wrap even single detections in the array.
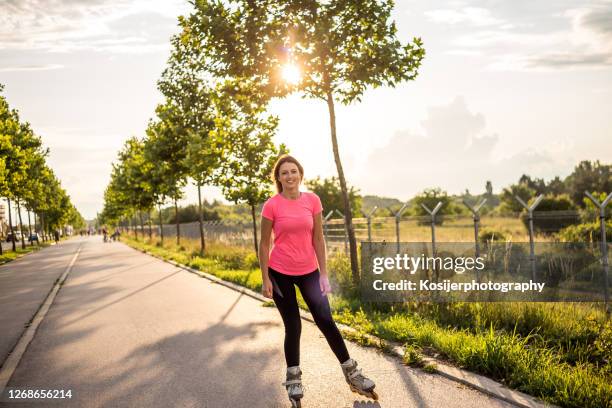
[
  {"xmin": 424, "ymin": 7, "xmax": 504, "ymax": 27},
  {"xmin": 0, "ymin": 64, "xmax": 64, "ymax": 72},
  {"xmin": 442, "ymin": 2, "xmax": 612, "ymax": 71},
  {"xmin": 0, "ymin": 0, "xmax": 189, "ymax": 53},
  {"xmin": 357, "ymin": 97, "xmax": 574, "ymax": 198}
]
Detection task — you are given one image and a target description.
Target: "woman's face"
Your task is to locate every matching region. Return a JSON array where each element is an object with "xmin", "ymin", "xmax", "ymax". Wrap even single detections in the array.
[{"xmin": 278, "ymin": 162, "xmax": 302, "ymax": 191}]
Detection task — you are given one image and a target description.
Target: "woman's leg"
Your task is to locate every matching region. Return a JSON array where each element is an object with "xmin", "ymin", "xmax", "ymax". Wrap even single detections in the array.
[
  {"xmin": 269, "ymin": 268, "xmax": 302, "ymax": 367},
  {"xmin": 297, "ymin": 270, "xmax": 350, "ymax": 364}
]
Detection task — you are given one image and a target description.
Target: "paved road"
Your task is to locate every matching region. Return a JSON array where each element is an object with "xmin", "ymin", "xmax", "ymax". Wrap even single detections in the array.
[{"xmin": 0, "ymin": 237, "xmax": 513, "ymax": 408}]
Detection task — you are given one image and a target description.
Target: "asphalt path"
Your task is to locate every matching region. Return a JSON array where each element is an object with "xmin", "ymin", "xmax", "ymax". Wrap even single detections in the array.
[{"xmin": 0, "ymin": 237, "xmax": 514, "ymax": 408}]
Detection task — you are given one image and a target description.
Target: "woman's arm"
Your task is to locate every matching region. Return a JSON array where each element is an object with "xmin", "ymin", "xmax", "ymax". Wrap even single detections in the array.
[
  {"xmin": 313, "ymin": 212, "xmax": 332, "ymax": 295},
  {"xmin": 312, "ymin": 212, "xmax": 327, "ymax": 276},
  {"xmin": 259, "ymin": 216, "xmax": 274, "ymax": 298}
]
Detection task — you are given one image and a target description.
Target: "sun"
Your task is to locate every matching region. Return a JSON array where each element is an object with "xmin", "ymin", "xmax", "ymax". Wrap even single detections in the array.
[{"xmin": 281, "ymin": 63, "xmax": 301, "ymax": 85}]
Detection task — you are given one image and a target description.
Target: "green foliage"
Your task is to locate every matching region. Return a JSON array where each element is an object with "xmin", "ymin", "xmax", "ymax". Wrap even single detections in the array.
[
  {"xmin": 412, "ymin": 188, "xmax": 456, "ymax": 224},
  {"xmin": 0, "ymin": 84, "xmax": 83, "ymax": 238},
  {"xmin": 565, "ymin": 161, "xmax": 612, "ymax": 208},
  {"xmin": 557, "ymin": 221, "xmax": 612, "ymax": 243},
  {"xmin": 500, "ymin": 182, "xmax": 536, "ymax": 214},
  {"xmin": 580, "ymin": 192, "xmax": 612, "ymax": 223},
  {"xmin": 520, "ymin": 194, "xmax": 580, "ymax": 234},
  {"xmin": 176, "ymin": 0, "xmax": 426, "ymax": 279},
  {"xmin": 305, "ymin": 176, "xmax": 362, "ymax": 217},
  {"xmin": 402, "ymin": 344, "xmax": 424, "ymax": 367},
  {"xmin": 163, "ymin": 203, "xmax": 220, "ymax": 224}
]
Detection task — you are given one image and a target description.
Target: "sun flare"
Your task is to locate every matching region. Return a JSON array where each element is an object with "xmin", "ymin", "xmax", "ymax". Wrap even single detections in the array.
[{"xmin": 281, "ymin": 63, "xmax": 301, "ymax": 85}]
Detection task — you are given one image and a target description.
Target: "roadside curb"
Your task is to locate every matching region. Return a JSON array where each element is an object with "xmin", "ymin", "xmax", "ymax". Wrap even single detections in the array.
[{"xmin": 131, "ymin": 245, "xmax": 555, "ymax": 408}]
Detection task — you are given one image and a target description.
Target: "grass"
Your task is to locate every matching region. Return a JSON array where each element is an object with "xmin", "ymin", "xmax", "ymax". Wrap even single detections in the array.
[
  {"xmin": 122, "ymin": 234, "xmax": 611, "ymax": 408},
  {"xmin": 329, "ymin": 215, "xmax": 553, "ymax": 244},
  {"xmin": 0, "ymin": 243, "xmax": 49, "ymax": 264}
]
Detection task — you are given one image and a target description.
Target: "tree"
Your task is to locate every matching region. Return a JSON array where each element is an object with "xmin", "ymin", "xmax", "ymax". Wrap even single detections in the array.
[
  {"xmin": 518, "ymin": 174, "xmax": 547, "ymax": 195},
  {"xmin": 178, "ymin": 0, "xmax": 425, "ymax": 283},
  {"xmin": 485, "ymin": 181, "xmax": 493, "ymax": 196},
  {"xmin": 118, "ymin": 137, "xmax": 156, "ymax": 238},
  {"xmin": 500, "ymin": 183, "xmax": 536, "ymax": 214},
  {"xmin": 158, "ymin": 46, "xmax": 223, "ymax": 255},
  {"xmin": 519, "ymin": 194, "xmax": 578, "ymax": 234},
  {"xmin": 412, "ymin": 188, "xmax": 451, "ymax": 225},
  {"xmin": 305, "ymin": 176, "xmax": 361, "ymax": 218},
  {"xmin": 214, "ymin": 84, "xmax": 286, "ymax": 255},
  {"xmin": 0, "ymin": 86, "xmax": 28, "ymax": 250},
  {"xmin": 144, "ymin": 104, "xmax": 189, "ymax": 245},
  {"xmin": 565, "ymin": 160, "xmax": 611, "ymax": 208}
]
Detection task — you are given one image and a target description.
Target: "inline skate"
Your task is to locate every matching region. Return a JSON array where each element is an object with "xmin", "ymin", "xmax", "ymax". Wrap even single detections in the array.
[
  {"xmin": 341, "ymin": 358, "xmax": 378, "ymax": 400},
  {"xmin": 283, "ymin": 366, "xmax": 304, "ymax": 407}
]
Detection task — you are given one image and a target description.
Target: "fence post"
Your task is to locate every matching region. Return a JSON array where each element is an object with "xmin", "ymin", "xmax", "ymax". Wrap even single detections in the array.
[
  {"xmin": 515, "ymin": 194, "xmax": 544, "ymax": 281},
  {"xmin": 364, "ymin": 206, "xmax": 378, "ymax": 242},
  {"xmin": 421, "ymin": 202, "xmax": 443, "ymax": 281},
  {"xmin": 335, "ymin": 209, "xmax": 348, "ymax": 255},
  {"xmin": 585, "ymin": 191, "xmax": 612, "ymax": 318},
  {"xmin": 323, "ymin": 210, "xmax": 333, "ymax": 250},
  {"xmin": 463, "ymin": 198, "xmax": 487, "ymax": 282},
  {"xmin": 393, "ymin": 203, "xmax": 409, "ymax": 253}
]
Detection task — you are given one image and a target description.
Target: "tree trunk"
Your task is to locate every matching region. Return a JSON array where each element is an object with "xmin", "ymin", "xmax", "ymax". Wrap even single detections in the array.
[
  {"xmin": 326, "ymin": 90, "xmax": 359, "ymax": 284},
  {"xmin": 27, "ymin": 209, "xmax": 33, "ymax": 246},
  {"xmin": 16, "ymin": 199, "xmax": 26, "ymax": 249},
  {"xmin": 139, "ymin": 212, "xmax": 145, "ymax": 241},
  {"xmin": 175, "ymin": 199, "xmax": 180, "ymax": 246},
  {"xmin": 130, "ymin": 217, "xmax": 136, "ymax": 239},
  {"xmin": 148, "ymin": 211, "xmax": 153, "ymax": 240},
  {"xmin": 158, "ymin": 204, "xmax": 164, "ymax": 246},
  {"xmin": 40, "ymin": 213, "xmax": 45, "ymax": 242},
  {"xmin": 250, "ymin": 204, "xmax": 259, "ymax": 257},
  {"xmin": 197, "ymin": 183, "xmax": 205, "ymax": 256},
  {"xmin": 7, "ymin": 198, "xmax": 16, "ymax": 251},
  {"xmin": 0, "ymin": 202, "xmax": 3, "ymax": 255}
]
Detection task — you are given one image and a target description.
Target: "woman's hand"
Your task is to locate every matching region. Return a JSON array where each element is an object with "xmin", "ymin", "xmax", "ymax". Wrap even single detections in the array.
[
  {"xmin": 262, "ymin": 278, "xmax": 274, "ymax": 299},
  {"xmin": 319, "ymin": 274, "xmax": 332, "ymax": 296}
]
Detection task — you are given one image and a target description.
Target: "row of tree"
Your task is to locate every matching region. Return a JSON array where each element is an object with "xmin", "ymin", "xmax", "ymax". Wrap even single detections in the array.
[
  {"xmin": 99, "ymin": 62, "xmax": 284, "ymax": 256},
  {"xmin": 101, "ymin": 0, "xmax": 425, "ymax": 284},
  {"xmin": 0, "ymin": 84, "xmax": 85, "ymax": 254}
]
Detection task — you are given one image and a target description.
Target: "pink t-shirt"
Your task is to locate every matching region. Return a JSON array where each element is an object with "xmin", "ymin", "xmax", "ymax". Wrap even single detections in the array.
[{"xmin": 261, "ymin": 192, "xmax": 323, "ymax": 275}]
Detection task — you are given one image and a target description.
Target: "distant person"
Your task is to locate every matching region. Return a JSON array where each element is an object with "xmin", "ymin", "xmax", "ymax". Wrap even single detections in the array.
[
  {"xmin": 111, "ymin": 228, "xmax": 121, "ymax": 242},
  {"xmin": 54, "ymin": 230, "xmax": 60, "ymax": 243},
  {"xmin": 259, "ymin": 155, "xmax": 377, "ymax": 407}
]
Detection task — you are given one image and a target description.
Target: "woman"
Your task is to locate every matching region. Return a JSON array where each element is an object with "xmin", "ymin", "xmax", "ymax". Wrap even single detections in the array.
[{"xmin": 259, "ymin": 155, "xmax": 377, "ymax": 407}]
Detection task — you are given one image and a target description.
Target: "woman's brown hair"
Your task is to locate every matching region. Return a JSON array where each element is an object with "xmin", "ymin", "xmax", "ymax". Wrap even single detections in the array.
[{"xmin": 272, "ymin": 154, "xmax": 304, "ymax": 193}]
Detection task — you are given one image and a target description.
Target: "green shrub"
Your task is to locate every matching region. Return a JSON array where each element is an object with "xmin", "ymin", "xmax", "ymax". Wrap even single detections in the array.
[
  {"xmin": 558, "ymin": 221, "xmax": 612, "ymax": 243},
  {"xmin": 327, "ymin": 253, "xmax": 357, "ymax": 297},
  {"xmin": 520, "ymin": 195, "xmax": 580, "ymax": 234},
  {"xmin": 242, "ymin": 252, "xmax": 260, "ymax": 270},
  {"xmin": 478, "ymin": 227, "xmax": 507, "ymax": 243},
  {"xmin": 412, "ymin": 188, "xmax": 451, "ymax": 225}
]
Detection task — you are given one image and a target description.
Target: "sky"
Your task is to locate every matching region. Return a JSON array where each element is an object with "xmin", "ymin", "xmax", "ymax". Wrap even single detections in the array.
[{"xmin": 0, "ymin": 0, "xmax": 611, "ymax": 220}]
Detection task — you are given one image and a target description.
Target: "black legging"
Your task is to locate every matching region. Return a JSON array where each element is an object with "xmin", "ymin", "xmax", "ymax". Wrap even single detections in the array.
[{"xmin": 269, "ymin": 267, "xmax": 350, "ymax": 367}]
